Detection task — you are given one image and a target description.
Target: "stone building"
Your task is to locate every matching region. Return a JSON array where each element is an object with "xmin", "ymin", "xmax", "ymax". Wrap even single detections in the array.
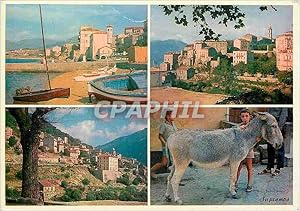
[
  {"xmin": 79, "ymin": 25, "xmax": 115, "ymax": 60},
  {"xmin": 97, "ymin": 154, "xmax": 118, "ymax": 171},
  {"xmin": 39, "ymin": 179, "xmax": 63, "ymax": 201},
  {"xmin": 163, "ymin": 52, "xmax": 180, "ymax": 70},
  {"xmin": 159, "ymin": 62, "xmax": 170, "ymax": 71},
  {"xmin": 176, "ymin": 66, "xmax": 196, "ymax": 80},
  {"xmin": 43, "ymin": 135, "xmax": 58, "ymax": 153},
  {"xmin": 127, "ymin": 46, "xmax": 147, "ymax": 63},
  {"xmin": 276, "ymin": 31, "xmax": 293, "ymax": 71},
  {"xmin": 178, "ymin": 44, "xmax": 195, "ymax": 66},
  {"xmin": 150, "ymin": 67, "xmax": 167, "ymax": 87},
  {"xmin": 233, "ymin": 39, "xmax": 250, "ymax": 51},
  {"xmin": 232, "ymin": 50, "xmax": 254, "ymax": 66},
  {"xmin": 204, "ymin": 40, "xmax": 228, "ymax": 55}
]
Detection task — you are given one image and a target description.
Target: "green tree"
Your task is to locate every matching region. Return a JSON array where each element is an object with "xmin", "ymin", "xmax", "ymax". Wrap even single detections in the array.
[
  {"xmin": 86, "ymin": 191, "xmax": 97, "ymax": 201},
  {"xmin": 8, "ymin": 136, "xmax": 17, "ymax": 147},
  {"xmin": 160, "ymin": 5, "xmax": 277, "ymax": 40},
  {"xmin": 16, "ymin": 170, "xmax": 22, "ymax": 180},
  {"xmin": 82, "ymin": 178, "xmax": 90, "ymax": 186},
  {"xmin": 61, "ymin": 181, "xmax": 68, "ymax": 188}
]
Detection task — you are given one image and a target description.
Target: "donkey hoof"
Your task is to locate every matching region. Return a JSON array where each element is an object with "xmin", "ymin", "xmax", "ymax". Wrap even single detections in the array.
[
  {"xmin": 175, "ymin": 199, "xmax": 183, "ymax": 205},
  {"xmin": 231, "ymin": 194, "xmax": 241, "ymax": 199},
  {"xmin": 165, "ymin": 195, "xmax": 172, "ymax": 202}
]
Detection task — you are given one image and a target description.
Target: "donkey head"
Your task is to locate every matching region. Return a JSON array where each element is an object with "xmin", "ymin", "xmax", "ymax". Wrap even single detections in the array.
[{"xmin": 253, "ymin": 112, "xmax": 283, "ymax": 150}]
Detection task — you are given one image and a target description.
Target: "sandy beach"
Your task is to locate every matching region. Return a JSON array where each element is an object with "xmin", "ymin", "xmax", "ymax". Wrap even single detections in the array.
[{"xmin": 37, "ymin": 68, "xmax": 132, "ymax": 105}]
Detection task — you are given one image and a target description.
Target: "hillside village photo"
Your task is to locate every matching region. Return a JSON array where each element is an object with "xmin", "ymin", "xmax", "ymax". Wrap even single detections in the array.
[
  {"xmin": 5, "ymin": 108, "xmax": 147, "ymax": 205},
  {"xmin": 150, "ymin": 5, "xmax": 293, "ymax": 104}
]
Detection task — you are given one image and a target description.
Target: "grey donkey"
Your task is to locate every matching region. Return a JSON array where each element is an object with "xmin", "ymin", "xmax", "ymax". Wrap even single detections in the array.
[{"xmin": 165, "ymin": 112, "xmax": 283, "ymax": 204}]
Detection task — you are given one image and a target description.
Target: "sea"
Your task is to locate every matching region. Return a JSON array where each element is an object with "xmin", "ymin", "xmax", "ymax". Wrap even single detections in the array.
[
  {"xmin": 6, "ymin": 58, "xmax": 41, "ymax": 64},
  {"xmin": 6, "ymin": 72, "xmax": 61, "ymax": 104}
]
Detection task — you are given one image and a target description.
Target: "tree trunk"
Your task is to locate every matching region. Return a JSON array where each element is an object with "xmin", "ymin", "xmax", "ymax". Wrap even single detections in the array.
[
  {"xmin": 21, "ymin": 128, "xmax": 41, "ymax": 199},
  {"xmin": 8, "ymin": 108, "xmax": 54, "ymax": 201}
]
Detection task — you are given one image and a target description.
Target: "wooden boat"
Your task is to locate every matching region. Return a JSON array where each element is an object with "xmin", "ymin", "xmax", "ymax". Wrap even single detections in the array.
[
  {"xmin": 13, "ymin": 5, "xmax": 70, "ymax": 103},
  {"xmin": 88, "ymin": 70, "xmax": 147, "ymax": 104},
  {"xmin": 13, "ymin": 88, "xmax": 70, "ymax": 102}
]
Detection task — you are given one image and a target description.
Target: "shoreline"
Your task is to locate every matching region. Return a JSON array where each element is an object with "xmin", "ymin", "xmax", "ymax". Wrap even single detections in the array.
[{"xmin": 6, "ymin": 61, "xmax": 116, "ymax": 72}]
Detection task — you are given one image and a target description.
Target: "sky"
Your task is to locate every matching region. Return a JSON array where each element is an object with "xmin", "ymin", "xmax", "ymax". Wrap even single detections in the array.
[
  {"xmin": 6, "ymin": 4, "xmax": 147, "ymax": 42},
  {"xmin": 45, "ymin": 108, "xmax": 147, "ymax": 147},
  {"xmin": 151, "ymin": 5, "xmax": 293, "ymax": 43}
]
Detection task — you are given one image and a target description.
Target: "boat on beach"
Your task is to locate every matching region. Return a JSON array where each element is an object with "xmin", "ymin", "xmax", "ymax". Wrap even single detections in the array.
[
  {"xmin": 12, "ymin": 5, "xmax": 70, "ymax": 103},
  {"xmin": 13, "ymin": 88, "xmax": 70, "ymax": 102},
  {"xmin": 88, "ymin": 70, "xmax": 147, "ymax": 104}
]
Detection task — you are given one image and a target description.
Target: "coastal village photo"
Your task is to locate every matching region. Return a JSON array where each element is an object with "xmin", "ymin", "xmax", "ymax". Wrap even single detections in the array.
[
  {"xmin": 5, "ymin": 4, "xmax": 147, "ymax": 105},
  {"xmin": 150, "ymin": 5, "xmax": 293, "ymax": 104},
  {"xmin": 5, "ymin": 108, "xmax": 147, "ymax": 205}
]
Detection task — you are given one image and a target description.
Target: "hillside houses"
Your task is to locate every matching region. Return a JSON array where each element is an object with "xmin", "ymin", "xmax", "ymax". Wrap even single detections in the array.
[{"xmin": 154, "ymin": 25, "xmax": 292, "ymax": 83}]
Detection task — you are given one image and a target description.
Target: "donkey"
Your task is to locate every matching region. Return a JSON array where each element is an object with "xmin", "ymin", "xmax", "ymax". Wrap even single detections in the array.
[{"xmin": 165, "ymin": 112, "xmax": 283, "ymax": 204}]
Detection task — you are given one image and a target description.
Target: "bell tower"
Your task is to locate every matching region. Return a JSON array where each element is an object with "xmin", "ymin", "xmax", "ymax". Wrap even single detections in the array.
[{"xmin": 268, "ymin": 25, "xmax": 272, "ymax": 40}]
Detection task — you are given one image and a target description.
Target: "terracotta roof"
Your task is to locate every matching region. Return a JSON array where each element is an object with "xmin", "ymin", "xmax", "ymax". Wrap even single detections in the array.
[{"xmin": 39, "ymin": 179, "xmax": 61, "ymax": 187}]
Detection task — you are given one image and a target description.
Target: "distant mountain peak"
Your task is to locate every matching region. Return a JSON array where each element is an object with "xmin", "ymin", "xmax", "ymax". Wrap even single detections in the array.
[
  {"xmin": 96, "ymin": 128, "xmax": 147, "ymax": 165},
  {"xmin": 150, "ymin": 39, "xmax": 187, "ymax": 66}
]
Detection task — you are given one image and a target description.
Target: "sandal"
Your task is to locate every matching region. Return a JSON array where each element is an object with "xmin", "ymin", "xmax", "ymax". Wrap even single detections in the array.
[
  {"xmin": 272, "ymin": 169, "xmax": 280, "ymax": 177},
  {"xmin": 258, "ymin": 168, "xmax": 271, "ymax": 175}
]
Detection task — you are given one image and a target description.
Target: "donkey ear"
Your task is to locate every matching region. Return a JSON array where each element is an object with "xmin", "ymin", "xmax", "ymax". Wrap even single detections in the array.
[{"xmin": 253, "ymin": 111, "xmax": 268, "ymax": 121}]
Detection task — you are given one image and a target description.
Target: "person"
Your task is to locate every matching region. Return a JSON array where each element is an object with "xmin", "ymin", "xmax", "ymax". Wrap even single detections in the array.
[
  {"xmin": 151, "ymin": 110, "xmax": 178, "ymax": 179},
  {"xmin": 235, "ymin": 109, "xmax": 256, "ymax": 192},
  {"xmin": 258, "ymin": 108, "xmax": 288, "ymax": 177}
]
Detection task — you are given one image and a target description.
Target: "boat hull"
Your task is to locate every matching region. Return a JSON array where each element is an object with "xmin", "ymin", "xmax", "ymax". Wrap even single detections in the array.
[
  {"xmin": 88, "ymin": 86, "xmax": 147, "ymax": 104},
  {"xmin": 13, "ymin": 88, "xmax": 70, "ymax": 102}
]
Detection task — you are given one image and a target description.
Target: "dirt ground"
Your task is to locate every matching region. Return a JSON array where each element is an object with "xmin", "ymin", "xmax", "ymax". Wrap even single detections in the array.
[
  {"xmin": 150, "ymin": 87, "xmax": 227, "ymax": 105},
  {"xmin": 150, "ymin": 165, "xmax": 293, "ymax": 205}
]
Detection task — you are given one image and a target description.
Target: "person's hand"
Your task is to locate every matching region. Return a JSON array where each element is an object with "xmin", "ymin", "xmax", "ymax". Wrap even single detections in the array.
[
  {"xmin": 240, "ymin": 124, "xmax": 247, "ymax": 130},
  {"xmin": 256, "ymin": 137, "xmax": 262, "ymax": 142}
]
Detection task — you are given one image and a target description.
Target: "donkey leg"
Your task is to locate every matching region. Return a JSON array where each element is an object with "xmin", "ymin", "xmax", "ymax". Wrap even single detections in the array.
[
  {"xmin": 229, "ymin": 161, "xmax": 240, "ymax": 198},
  {"xmin": 171, "ymin": 161, "xmax": 189, "ymax": 205},
  {"xmin": 165, "ymin": 165, "xmax": 175, "ymax": 201}
]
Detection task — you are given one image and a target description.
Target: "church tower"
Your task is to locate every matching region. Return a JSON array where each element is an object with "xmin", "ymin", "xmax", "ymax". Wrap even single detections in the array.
[
  {"xmin": 107, "ymin": 25, "xmax": 113, "ymax": 45},
  {"xmin": 268, "ymin": 25, "xmax": 272, "ymax": 40}
]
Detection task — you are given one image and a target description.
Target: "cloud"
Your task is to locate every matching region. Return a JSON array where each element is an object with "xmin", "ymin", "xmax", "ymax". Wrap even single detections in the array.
[{"xmin": 53, "ymin": 120, "xmax": 97, "ymax": 144}]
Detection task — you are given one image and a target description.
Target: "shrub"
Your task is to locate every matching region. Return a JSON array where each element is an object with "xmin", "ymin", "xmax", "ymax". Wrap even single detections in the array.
[
  {"xmin": 61, "ymin": 181, "xmax": 68, "ymax": 188},
  {"xmin": 119, "ymin": 190, "xmax": 133, "ymax": 201},
  {"xmin": 64, "ymin": 173, "xmax": 70, "ymax": 179},
  {"xmin": 117, "ymin": 176, "xmax": 130, "ymax": 186},
  {"xmin": 63, "ymin": 188, "xmax": 82, "ymax": 201},
  {"xmin": 96, "ymin": 186, "xmax": 118, "ymax": 200},
  {"xmin": 6, "ymin": 165, "xmax": 10, "ymax": 174},
  {"xmin": 135, "ymin": 188, "xmax": 147, "ymax": 202},
  {"xmin": 15, "ymin": 171, "xmax": 22, "ymax": 180},
  {"xmin": 86, "ymin": 191, "xmax": 97, "ymax": 201},
  {"xmin": 132, "ymin": 177, "xmax": 142, "ymax": 185},
  {"xmin": 82, "ymin": 178, "xmax": 90, "ymax": 186},
  {"xmin": 8, "ymin": 137, "xmax": 17, "ymax": 147},
  {"xmin": 6, "ymin": 186, "xmax": 21, "ymax": 198},
  {"xmin": 61, "ymin": 194, "xmax": 72, "ymax": 202}
]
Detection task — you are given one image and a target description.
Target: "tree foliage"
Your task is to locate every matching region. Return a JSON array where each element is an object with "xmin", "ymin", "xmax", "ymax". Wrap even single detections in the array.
[
  {"xmin": 81, "ymin": 178, "xmax": 90, "ymax": 186},
  {"xmin": 160, "ymin": 5, "xmax": 277, "ymax": 40}
]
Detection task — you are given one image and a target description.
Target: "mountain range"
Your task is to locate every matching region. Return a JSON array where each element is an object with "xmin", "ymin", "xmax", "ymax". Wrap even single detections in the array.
[
  {"xmin": 6, "ymin": 36, "xmax": 78, "ymax": 51},
  {"xmin": 96, "ymin": 128, "xmax": 147, "ymax": 165},
  {"xmin": 150, "ymin": 39, "xmax": 186, "ymax": 66}
]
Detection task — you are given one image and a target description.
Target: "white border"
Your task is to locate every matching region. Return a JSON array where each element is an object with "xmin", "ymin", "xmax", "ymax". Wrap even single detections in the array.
[{"xmin": 1, "ymin": 0, "xmax": 300, "ymax": 210}]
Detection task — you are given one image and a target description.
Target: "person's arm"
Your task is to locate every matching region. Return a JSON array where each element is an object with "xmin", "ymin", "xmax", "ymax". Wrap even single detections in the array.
[
  {"xmin": 158, "ymin": 123, "xmax": 166, "ymax": 146},
  {"xmin": 158, "ymin": 134, "xmax": 166, "ymax": 146},
  {"xmin": 278, "ymin": 108, "xmax": 288, "ymax": 130}
]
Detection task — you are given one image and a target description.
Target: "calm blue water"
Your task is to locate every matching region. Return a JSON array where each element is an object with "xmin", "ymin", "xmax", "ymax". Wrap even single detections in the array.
[
  {"xmin": 6, "ymin": 58, "xmax": 41, "ymax": 63},
  {"xmin": 6, "ymin": 72, "xmax": 61, "ymax": 104}
]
